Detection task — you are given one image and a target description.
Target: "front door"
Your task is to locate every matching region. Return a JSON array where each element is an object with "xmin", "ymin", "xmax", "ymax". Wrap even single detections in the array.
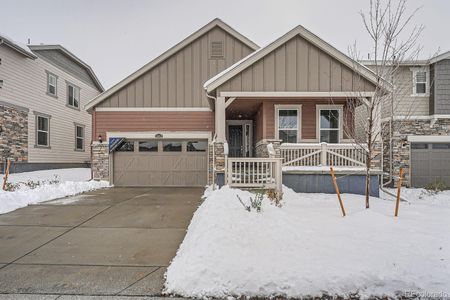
[
  {"xmin": 228, "ymin": 125, "xmax": 243, "ymax": 157},
  {"xmin": 227, "ymin": 120, "xmax": 253, "ymax": 157}
]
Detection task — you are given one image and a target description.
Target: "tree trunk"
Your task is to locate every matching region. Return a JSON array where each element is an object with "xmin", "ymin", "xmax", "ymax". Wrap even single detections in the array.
[{"xmin": 365, "ymin": 156, "xmax": 371, "ymax": 209}]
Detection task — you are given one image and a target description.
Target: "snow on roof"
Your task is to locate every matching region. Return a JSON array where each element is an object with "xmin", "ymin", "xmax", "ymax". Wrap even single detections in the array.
[{"xmin": 0, "ymin": 32, "xmax": 36, "ymax": 59}]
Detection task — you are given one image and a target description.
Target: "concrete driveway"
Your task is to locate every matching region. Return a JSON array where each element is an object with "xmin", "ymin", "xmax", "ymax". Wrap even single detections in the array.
[{"xmin": 0, "ymin": 187, "xmax": 203, "ymax": 299}]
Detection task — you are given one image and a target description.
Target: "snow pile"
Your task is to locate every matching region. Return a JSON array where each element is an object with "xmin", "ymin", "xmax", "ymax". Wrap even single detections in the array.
[
  {"xmin": 382, "ymin": 187, "xmax": 450, "ymax": 207},
  {"xmin": 0, "ymin": 168, "xmax": 109, "ymax": 214},
  {"xmin": 165, "ymin": 186, "xmax": 450, "ymax": 298}
]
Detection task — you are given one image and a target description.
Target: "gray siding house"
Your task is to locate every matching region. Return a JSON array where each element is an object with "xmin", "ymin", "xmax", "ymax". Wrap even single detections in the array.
[
  {"xmin": 363, "ymin": 52, "xmax": 450, "ymax": 187},
  {"xmin": 0, "ymin": 34, "xmax": 104, "ymax": 172}
]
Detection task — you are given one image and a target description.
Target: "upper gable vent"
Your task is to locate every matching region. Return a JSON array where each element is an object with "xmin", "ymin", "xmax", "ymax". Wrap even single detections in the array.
[{"xmin": 210, "ymin": 41, "xmax": 224, "ymax": 59}]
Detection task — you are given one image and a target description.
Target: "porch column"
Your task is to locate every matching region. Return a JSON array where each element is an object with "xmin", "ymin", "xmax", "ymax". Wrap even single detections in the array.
[{"xmin": 215, "ymin": 96, "xmax": 226, "ymax": 142}]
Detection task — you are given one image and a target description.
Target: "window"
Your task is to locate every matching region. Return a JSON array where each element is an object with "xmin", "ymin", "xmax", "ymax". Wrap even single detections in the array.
[
  {"xmin": 116, "ymin": 141, "xmax": 134, "ymax": 152},
  {"xmin": 139, "ymin": 141, "xmax": 158, "ymax": 152},
  {"xmin": 318, "ymin": 108, "xmax": 341, "ymax": 143},
  {"xmin": 163, "ymin": 141, "xmax": 182, "ymax": 152},
  {"xmin": 432, "ymin": 143, "xmax": 450, "ymax": 149},
  {"xmin": 187, "ymin": 141, "xmax": 207, "ymax": 152},
  {"xmin": 47, "ymin": 72, "xmax": 57, "ymax": 96},
  {"xmin": 411, "ymin": 143, "xmax": 428, "ymax": 150},
  {"xmin": 210, "ymin": 41, "xmax": 224, "ymax": 58},
  {"xmin": 75, "ymin": 125, "xmax": 84, "ymax": 151},
  {"xmin": 276, "ymin": 106, "xmax": 301, "ymax": 143},
  {"xmin": 67, "ymin": 83, "xmax": 80, "ymax": 108},
  {"xmin": 36, "ymin": 115, "xmax": 50, "ymax": 147},
  {"xmin": 411, "ymin": 68, "xmax": 428, "ymax": 95}
]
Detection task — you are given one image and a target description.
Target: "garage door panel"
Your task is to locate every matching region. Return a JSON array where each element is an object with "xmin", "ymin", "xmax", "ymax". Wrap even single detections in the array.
[
  {"xmin": 114, "ymin": 140, "xmax": 207, "ymax": 187},
  {"xmin": 411, "ymin": 142, "xmax": 450, "ymax": 187}
]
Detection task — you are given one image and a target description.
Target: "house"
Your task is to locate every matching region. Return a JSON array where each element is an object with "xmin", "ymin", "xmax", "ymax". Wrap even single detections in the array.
[
  {"xmin": 86, "ymin": 19, "xmax": 382, "ymax": 195},
  {"xmin": 0, "ymin": 34, "xmax": 104, "ymax": 173},
  {"xmin": 363, "ymin": 53, "xmax": 450, "ymax": 188}
]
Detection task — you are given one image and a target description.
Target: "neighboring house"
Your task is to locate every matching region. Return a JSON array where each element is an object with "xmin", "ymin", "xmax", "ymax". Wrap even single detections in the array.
[
  {"xmin": 363, "ymin": 53, "xmax": 450, "ymax": 187},
  {"xmin": 86, "ymin": 19, "xmax": 382, "ymax": 195},
  {"xmin": 0, "ymin": 34, "xmax": 104, "ymax": 173}
]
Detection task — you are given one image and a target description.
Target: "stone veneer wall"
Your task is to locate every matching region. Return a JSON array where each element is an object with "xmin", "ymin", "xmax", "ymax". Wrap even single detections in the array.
[
  {"xmin": 0, "ymin": 104, "xmax": 28, "ymax": 164},
  {"xmin": 382, "ymin": 118, "xmax": 450, "ymax": 186},
  {"xmin": 92, "ymin": 142, "xmax": 109, "ymax": 180},
  {"xmin": 255, "ymin": 139, "xmax": 282, "ymax": 158},
  {"xmin": 208, "ymin": 142, "xmax": 224, "ymax": 185}
]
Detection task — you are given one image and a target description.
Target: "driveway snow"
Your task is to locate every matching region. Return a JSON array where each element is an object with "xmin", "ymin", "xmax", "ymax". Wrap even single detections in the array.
[
  {"xmin": 0, "ymin": 168, "xmax": 109, "ymax": 214},
  {"xmin": 165, "ymin": 186, "xmax": 450, "ymax": 299}
]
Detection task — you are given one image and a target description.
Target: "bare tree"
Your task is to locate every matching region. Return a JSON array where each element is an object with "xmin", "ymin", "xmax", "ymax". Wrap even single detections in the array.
[{"xmin": 341, "ymin": 0, "xmax": 424, "ymax": 208}]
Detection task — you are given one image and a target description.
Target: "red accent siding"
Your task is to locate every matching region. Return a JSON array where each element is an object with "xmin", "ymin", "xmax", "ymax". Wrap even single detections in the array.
[{"xmin": 94, "ymin": 111, "xmax": 214, "ymax": 138}]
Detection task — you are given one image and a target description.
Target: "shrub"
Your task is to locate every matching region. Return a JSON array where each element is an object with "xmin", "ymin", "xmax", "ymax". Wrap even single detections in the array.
[
  {"xmin": 2, "ymin": 174, "xmax": 60, "ymax": 192},
  {"xmin": 424, "ymin": 180, "xmax": 449, "ymax": 193}
]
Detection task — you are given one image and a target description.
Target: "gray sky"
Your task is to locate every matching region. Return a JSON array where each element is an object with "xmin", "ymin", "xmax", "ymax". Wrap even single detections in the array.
[{"xmin": 1, "ymin": 0, "xmax": 449, "ymax": 89}]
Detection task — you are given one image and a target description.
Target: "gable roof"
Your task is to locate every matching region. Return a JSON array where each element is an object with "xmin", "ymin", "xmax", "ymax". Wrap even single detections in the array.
[
  {"xmin": 85, "ymin": 18, "xmax": 259, "ymax": 111},
  {"xmin": 430, "ymin": 50, "xmax": 450, "ymax": 64},
  {"xmin": 0, "ymin": 33, "xmax": 37, "ymax": 59},
  {"xmin": 204, "ymin": 25, "xmax": 390, "ymax": 93},
  {"xmin": 29, "ymin": 44, "xmax": 104, "ymax": 92}
]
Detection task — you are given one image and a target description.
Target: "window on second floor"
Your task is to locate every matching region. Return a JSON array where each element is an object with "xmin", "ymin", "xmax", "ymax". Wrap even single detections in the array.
[
  {"xmin": 67, "ymin": 83, "xmax": 80, "ymax": 109},
  {"xmin": 411, "ymin": 68, "xmax": 428, "ymax": 96},
  {"xmin": 47, "ymin": 72, "xmax": 57, "ymax": 96}
]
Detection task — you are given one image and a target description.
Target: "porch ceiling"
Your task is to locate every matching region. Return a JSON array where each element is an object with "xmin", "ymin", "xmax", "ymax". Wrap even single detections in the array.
[{"xmin": 226, "ymin": 98, "xmax": 263, "ymax": 119}]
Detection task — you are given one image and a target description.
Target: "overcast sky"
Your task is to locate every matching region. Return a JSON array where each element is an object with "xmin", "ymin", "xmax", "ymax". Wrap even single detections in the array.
[{"xmin": 2, "ymin": 0, "xmax": 449, "ymax": 89}]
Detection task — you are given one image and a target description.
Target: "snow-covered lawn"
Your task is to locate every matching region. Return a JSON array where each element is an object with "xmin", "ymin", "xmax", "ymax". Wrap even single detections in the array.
[
  {"xmin": 0, "ymin": 168, "xmax": 109, "ymax": 214},
  {"xmin": 165, "ymin": 186, "xmax": 450, "ymax": 299}
]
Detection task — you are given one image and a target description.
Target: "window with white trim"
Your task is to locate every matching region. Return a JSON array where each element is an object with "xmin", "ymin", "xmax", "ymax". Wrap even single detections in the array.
[
  {"xmin": 47, "ymin": 72, "xmax": 57, "ymax": 96},
  {"xmin": 411, "ymin": 68, "xmax": 428, "ymax": 95},
  {"xmin": 276, "ymin": 106, "xmax": 301, "ymax": 143},
  {"xmin": 37, "ymin": 115, "xmax": 50, "ymax": 147},
  {"xmin": 75, "ymin": 125, "xmax": 84, "ymax": 151},
  {"xmin": 67, "ymin": 83, "xmax": 80, "ymax": 108},
  {"xmin": 319, "ymin": 109, "xmax": 340, "ymax": 143}
]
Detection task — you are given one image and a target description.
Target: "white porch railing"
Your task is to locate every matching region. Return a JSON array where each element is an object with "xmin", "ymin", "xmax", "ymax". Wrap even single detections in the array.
[
  {"xmin": 226, "ymin": 158, "xmax": 283, "ymax": 191},
  {"xmin": 280, "ymin": 143, "xmax": 367, "ymax": 167}
]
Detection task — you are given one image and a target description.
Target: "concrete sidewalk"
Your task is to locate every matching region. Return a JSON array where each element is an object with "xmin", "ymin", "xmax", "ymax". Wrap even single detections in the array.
[{"xmin": 0, "ymin": 187, "xmax": 203, "ymax": 298}]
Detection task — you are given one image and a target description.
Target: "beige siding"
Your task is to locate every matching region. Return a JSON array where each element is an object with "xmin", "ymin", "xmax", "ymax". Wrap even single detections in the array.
[
  {"xmin": 98, "ymin": 26, "xmax": 254, "ymax": 108},
  {"xmin": 0, "ymin": 46, "xmax": 100, "ymax": 163},
  {"xmin": 217, "ymin": 35, "xmax": 376, "ymax": 94},
  {"xmin": 365, "ymin": 65, "xmax": 430, "ymax": 118}
]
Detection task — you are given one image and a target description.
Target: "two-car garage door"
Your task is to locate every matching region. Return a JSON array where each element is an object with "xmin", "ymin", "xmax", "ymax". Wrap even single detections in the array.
[
  {"xmin": 113, "ymin": 139, "xmax": 208, "ymax": 187},
  {"xmin": 411, "ymin": 142, "xmax": 450, "ymax": 187}
]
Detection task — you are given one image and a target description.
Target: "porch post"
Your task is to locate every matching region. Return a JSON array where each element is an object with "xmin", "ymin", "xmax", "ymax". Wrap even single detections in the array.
[{"xmin": 215, "ymin": 96, "xmax": 226, "ymax": 142}]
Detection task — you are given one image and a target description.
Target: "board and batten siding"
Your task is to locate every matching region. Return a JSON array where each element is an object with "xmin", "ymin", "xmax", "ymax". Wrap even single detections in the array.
[
  {"xmin": 97, "ymin": 27, "xmax": 254, "ymax": 109},
  {"xmin": 216, "ymin": 35, "xmax": 376, "ymax": 94},
  {"xmin": 94, "ymin": 111, "xmax": 214, "ymax": 139},
  {"xmin": 0, "ymin": 45, "xmax": 101, "ymax": 163}
]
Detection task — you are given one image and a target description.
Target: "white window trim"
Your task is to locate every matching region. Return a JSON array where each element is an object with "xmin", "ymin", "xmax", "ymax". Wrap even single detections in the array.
[
  {"xmin": 34, "ymin": 112, "xmax": 51, "ymax": 148},
  {"xmin": 410, "ymin": 67, "xmax": 429, "ymax": 97},
  {"xmin": 67, "ymin": 82, "xmax": 81, "ymax": 109},
  {"xmin": 46, "ymin": 71, "xmax": 58, "ymax": 98},
  {"xmin": 316, "ymin": 105, "xmax": 344, "ymax": 143},
  {"xmin": 275, "ymin": 105, "xmax": 302, "ymax": 143},
  {"xmin": 74, "ymin": 123, "xmax": 85, "ymax": 151}
]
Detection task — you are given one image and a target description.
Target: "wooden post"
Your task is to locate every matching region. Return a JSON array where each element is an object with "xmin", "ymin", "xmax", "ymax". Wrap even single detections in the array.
[
  {"xmin": 330, "ymin": 167, "xmax": 346, "ymax": 217},
  {"xmin": 2, "ymin": 159, "xmax": 11, "ymax": 191},
  {"xmin": 394, "ymin": 168, "xmax": 404, "ymax": 217}
]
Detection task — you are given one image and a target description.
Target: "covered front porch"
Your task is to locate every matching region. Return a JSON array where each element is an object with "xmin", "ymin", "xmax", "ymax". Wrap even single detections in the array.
[{"xmin": 211, "ymin": 92, "xmax": 380, "ymax": 195}]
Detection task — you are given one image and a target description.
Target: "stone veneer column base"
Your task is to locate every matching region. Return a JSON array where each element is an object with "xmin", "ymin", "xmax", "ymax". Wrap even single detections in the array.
[
  {"xmin": 208, "ymin": 142, "xmax": 224, "ymax": 185},
  {"xmin": 92, "ymin": 142, "xmax": 109, "ymax": 181},
  {"xmin": 382, "ymin": 118, "xmax": 450, "ymax": 186},
  {"xmin": 255, "ymin": 139, "xmax": 282, "ymax": 158}
]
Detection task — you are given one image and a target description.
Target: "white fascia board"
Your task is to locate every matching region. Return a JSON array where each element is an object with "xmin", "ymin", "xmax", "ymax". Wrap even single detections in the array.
[
  {"xmin": 106, "ymin": 131, "xmax": 212, "ymax": 140},
  {"xmin": 96, "ymin": 107, "xmax": 211, "ymax": 112},
  {"xmin": 408, "ymin": 135, "xmax": 450, "ymax": 143},
  {"xmin": 219, "ymin": 91, "xmax": 375, "ymax": 98}
]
